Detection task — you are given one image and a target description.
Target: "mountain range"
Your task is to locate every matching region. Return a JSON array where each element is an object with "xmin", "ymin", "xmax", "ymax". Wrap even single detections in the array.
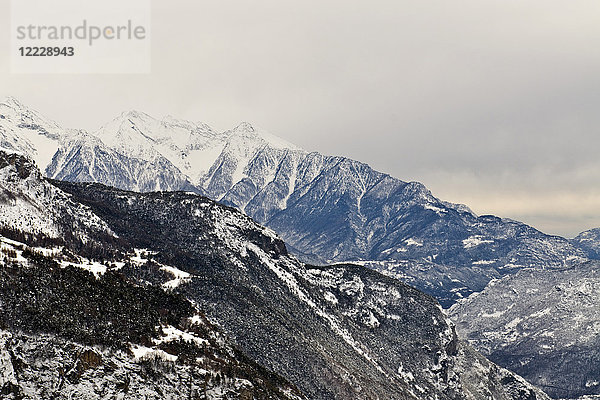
[
  {"xmin": 0, "ymin": 150, "xmax": 549, "ymax": 399},
  {"xmin": 1, "ymin": 97, "xmax": 596, "ymax": 307},
  {"xmin": 3, "ymin": 97, "xmax": 600, "ymax": 398}
]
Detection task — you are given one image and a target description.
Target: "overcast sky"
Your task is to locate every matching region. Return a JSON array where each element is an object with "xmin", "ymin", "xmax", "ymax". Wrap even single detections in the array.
[{"xmin": 1, "ymin": 0, "xmax": 599, "ymax": 237}]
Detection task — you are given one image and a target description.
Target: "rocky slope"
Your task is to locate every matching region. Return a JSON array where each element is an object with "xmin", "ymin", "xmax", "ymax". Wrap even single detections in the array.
[
  {"xmin": 0, "ymin": 97, "xmax": 590, "ymax": 307},
  {"xmin": 449, "ymin": 261, "xmax": 600, "ymax": 399},
  {"xmin": 0, "ymin": 238, "xmax": 305, "ymax": 399},
  {"xmin": 0, "ymin": 150, "xmax": 548, "ymax": 399}
]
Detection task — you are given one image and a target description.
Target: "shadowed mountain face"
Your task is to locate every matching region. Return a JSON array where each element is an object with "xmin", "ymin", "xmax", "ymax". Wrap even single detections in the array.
[
  {"xmin": 0, "ymin": 150, "xmax": 548, "ymax": 399},
  {"xmin": 0, "ymin": 98, "xmax": 592, "ymax": 307},
  {"xmin": 0, "ymin": 251, "xmax": 303, "ymax": 400},
  {"xmin": 450, "ymin": 261, "xmax": 600, "ymax": 399}
]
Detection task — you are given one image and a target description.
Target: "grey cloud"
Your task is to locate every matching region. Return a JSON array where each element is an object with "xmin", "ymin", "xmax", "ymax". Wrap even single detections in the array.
[{"xmin": 0, "ymin": 0, "xmax": 598, "ymax": 236}]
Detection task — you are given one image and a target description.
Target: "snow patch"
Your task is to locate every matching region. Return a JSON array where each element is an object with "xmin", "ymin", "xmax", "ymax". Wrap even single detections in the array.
[
  {"xmin": 472, "ymin": 260, "xmax": 496, "ymax": 265},
  {"xmin": 404, "ymin": 238, "xmax": 423, "ymax": 247},
  {"xmin": 324, "ymin": 291, "xmax": 338, "ymax": 305},
  {"xmin": 130, "ymin": 344, "xmax": 177, "ymax": 362},
  {"xmin": 463, "ymin": 236, "xmax": 494, "ymax": 249},
  {"xmin": 60, "ymin": 260, "xmax": 107, "ymax": 278},
  {"xmin": 154, "ymin": 325, "xmax": 208, "ymax": 347},
  {"xmin": 423, "ymin": 204, "xmax": 447, "ymax": 214},
  {"xmin": 160, "ymin": 265, "xmax": 192, "ymax": 289}
]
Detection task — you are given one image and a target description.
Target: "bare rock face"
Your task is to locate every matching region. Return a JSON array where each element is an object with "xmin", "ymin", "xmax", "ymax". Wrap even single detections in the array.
[{"xmin": 0, "ymin": 150, "xmax": 548, "ymax": 399}]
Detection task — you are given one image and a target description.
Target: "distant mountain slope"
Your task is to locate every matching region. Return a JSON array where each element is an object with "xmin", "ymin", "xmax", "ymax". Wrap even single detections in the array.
[
  {"xmin": 449, "ymin": 261, "xmax": 600, "ymax": 399},
  {"xmin": 572, "ymin": 228, "xmax": 600, "ymax": 259},
  {"xmin": 0, "ymin": 97, "xmax": 588, "ymax": 306},
  {"xmin": 0, "ymin": 150, "xmax": 548, "ymax": 399}
]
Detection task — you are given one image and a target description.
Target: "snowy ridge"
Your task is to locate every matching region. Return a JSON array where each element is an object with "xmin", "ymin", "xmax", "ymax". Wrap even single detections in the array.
[
  {"xmin": 0, "ymin": 97, "xmax": 69, "ymax": 168},
  {"xmin": 0, "ymin": 150, "xmax": 550, "ymax": 399},
  {"xmin": 0, "ymin": 151, "xmax": 113, "ymax": 240},
  {"xmin": 94, "ymin": 110, "xmax": 226, "ymax": 182},
  {"xmin": 0, "ymin": 98, "xmax": 593, "ymax": 311},
  {"xmin": 31, "ymin": 167, "xmax": 547, "ymax": 399}
]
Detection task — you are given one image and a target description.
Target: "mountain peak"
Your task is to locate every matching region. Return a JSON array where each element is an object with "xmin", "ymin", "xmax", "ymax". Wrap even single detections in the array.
[
  {"xmin": 227, "ymin": 122, "xmax": 302, "ymax": 151},
  {"xmin": 162, "ymin": 114, "xmax": 185, "ymax": 124},
  {"xmin": 97, "ymin": 109, "xmax": 155, "ymax": 137},
  {"xmin": 1, "ymin": 96, "xmax": 26, "ymax": 109},
  {"xmin": 0, "ymin": 98, "xmax": 64, "ymax": 168},
  {"xmin": 233, "ymin": 121, "xmax": 255, "ymax": 133},
  {"xmin": 121, "ymin": 109, "xmax": 151, "ymax": 122},
  {"xmin": 0, "ymin": 97, "xmax": 33, "ymax": 116}
]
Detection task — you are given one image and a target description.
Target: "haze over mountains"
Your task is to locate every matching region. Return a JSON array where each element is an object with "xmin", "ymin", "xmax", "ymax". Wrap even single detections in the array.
[{"xmin": 1, "ymin": 97, "xmax": 596, "ymax": 307}]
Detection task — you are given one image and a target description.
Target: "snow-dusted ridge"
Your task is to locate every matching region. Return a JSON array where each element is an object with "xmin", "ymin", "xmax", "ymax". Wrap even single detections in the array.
[
  {"xmin": 0, "ymin": 150, "xmax": 550, "ymax": 399},
  {"xmin": 0, "ymin": 97, "xmax": 595, "ymax": 310},
  {"xmin": 0, "ymin": 151, "xmax": 114, "ymax": 240}
]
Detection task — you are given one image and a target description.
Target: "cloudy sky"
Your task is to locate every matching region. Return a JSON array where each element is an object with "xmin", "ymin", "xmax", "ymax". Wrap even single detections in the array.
[{"xmin": 1, "ymin": 0, "xmax": 599, "ymax": 237}]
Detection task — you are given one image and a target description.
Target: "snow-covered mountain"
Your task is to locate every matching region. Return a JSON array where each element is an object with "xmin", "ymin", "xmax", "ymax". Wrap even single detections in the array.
[
  {"xmin": 449, "ymin": 261, "xmax": 600, "ymax": 399},
  {"xmin": 0, "ymin": 97, "xmax": 591, "ymax": 307},
  {"xmin": 0, "ymin": 150, "xmax": 548, "ymax": 399},
  {"xmin": 0, "ymin": 97, "xmax": 67, "ymax": 168}
]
